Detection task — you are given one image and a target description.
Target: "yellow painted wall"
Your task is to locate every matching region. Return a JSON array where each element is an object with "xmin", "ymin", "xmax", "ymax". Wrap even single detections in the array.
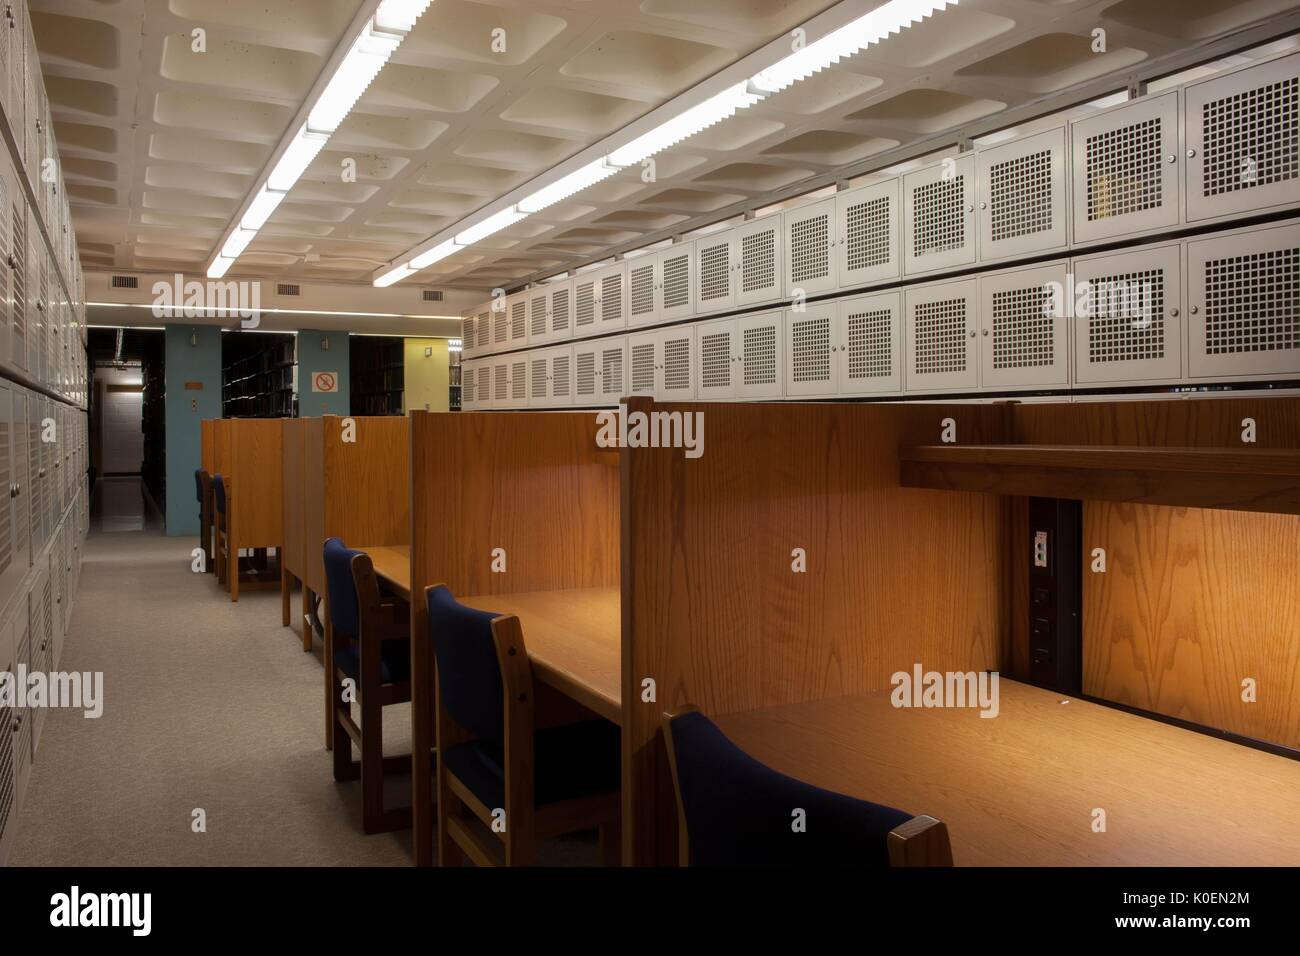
[{"xmin": 403, "ymin": 338, "xmax": 450, "ymax": 412}]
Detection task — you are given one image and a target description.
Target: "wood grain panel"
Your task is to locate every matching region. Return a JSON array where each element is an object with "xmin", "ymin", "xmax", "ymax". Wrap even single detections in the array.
[
  {"xmin": 200, "ymin": 419, "xmax": 214, "ymax": 476},
  {"xmin": 324, "ymin": 415, "xmax": 409, "ymax": 551},
  {"xmin": 212, "ymin": 419, "xmax": 231, "ymax": 479},
  {"xmin": 229, "ymin": 419, "xmax": 283, "ymax": 548},
  {"xmin": 622, "ymin": 398, "xmax": 1009, "ymax": 865},
  {"xmin": 1084, "ymin": 502, "xmax": 1300, "ymax": 751},
  {"xmin": 303, "ymin": 418, "xmax": 325, "ymax": 596},
  {"xmin": 281, "ymin": 419, "xmax": 305, "ymax": 579}
]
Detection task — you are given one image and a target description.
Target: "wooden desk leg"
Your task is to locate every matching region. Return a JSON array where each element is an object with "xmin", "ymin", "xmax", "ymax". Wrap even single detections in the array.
[
  {"xmin": 301, "ymin": 584, "xmax": 313, "ymax": 653},
  {"xmin": 324, "ymin": 609, "xmax": 334, "ymax": 751},
  {"xmin": 229, "ymin": 539, "xmax": 240, "ymax": 603},
  {"xmin": 281, "ymin": 565, "xmax": 291, "ymax": 627}
]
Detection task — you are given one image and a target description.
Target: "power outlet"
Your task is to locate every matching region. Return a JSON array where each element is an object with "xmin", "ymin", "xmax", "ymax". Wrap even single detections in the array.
[{"xmin": 1033, "ymin": 530, "xmax": 1049, "ymax": 569}]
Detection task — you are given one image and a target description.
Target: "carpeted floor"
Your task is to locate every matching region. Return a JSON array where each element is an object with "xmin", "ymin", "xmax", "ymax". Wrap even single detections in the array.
[{"xmin": 10, "ymin": 499, "xmax": 597, "ymax": 866}]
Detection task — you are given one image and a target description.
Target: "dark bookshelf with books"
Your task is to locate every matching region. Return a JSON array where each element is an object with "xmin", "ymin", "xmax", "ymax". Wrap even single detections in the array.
[
  {"xmin": 351, "ymin": 336, "xmax": 404, "ymax": 416},
  {"xmin": 221, "ymin": 332, "xmax": 296, "ymax": 418}
]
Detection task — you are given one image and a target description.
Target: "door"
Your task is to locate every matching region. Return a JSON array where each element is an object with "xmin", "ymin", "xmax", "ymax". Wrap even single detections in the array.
[
  {"xmin": 11, "ymin": 385, "xmax": 26, "ymax": 574},
  {"xmin": 547, "ymin": 279, "xmax": 573, "ymax": 341},
  {"xmin": 1185, "ymin": 53, "xmax": 1300, "ymax": 223},
  {"xmin": 507, "ymin": 291, "xmax": 528, "ymax": 349},
  {"xmin": 905, "ymin": 278, "xmax": 979, "ymax": 392},
  {"xmin": 0, "ymin": 382, "xmax": 15, "ymax": 615},
  {"xmin": 695, "ymin": 229, "xmax": 735, "ymax": 314},
  {"xmin": 785, "ymin": 303, "xmax": 836, "ymax": 398},
  {"xmin": 626, "ymin": 253, "xmax": 658, "ymax": 328},
  {"xmin": 978, "ymin": 261, "xmax": 1071, "ymax": 390},
  {"xmin": 978, "ymin": 126, "xmax": 1068, "ymax": 263},
  {"xmin": 572, "ymin": 270, "xmax": 600, "ymax": 337},
  {"xmin": 1072, "ymin": 242, "xmax": 1183, "ymax": 386},
  {"xmin": 548, "ymin": 345, "xmax": 573, "ymax": 407},
  {"xmin": 840, "ymin": 290, "xmax": 902, "ymax": 397},
  {"xmin": 736, "ymin": 214, "xmax": 782, "ymax": 307},
  {"xmin": 784, "ymin": 197, "xmax": 836, "ymax": 296},
  {"xmin": 657, "ymin": 325, "xmax": 695, "ymax": 402},
  {"xmin": 507, "ymin": 355, "xmax": 528, "ymax": 408},
  {"xmin": 594, "ymin": 261, "xmax": 626, "ymax": 331},
  {"xmin": 1187, "ymin": 223, "xmax": 1300, "ymax": 380},
  {"xmin": 904, "ymin": 154, "xmax": 976, "ymax": 276},
  {"xmin": 527, "ymin": 287, "xmax": 548, "ymax": 345},
  {"xmin": 7, "ymin": 178, "xmax": 22, "ymax": 373},
  {"xmin": 528, "ymin": 349, "xmax": 552, "ymax": 408},
  {"xmin": 696, "ymin": 316, "xmax": 736, "ymax": 400},
  {"xmin": 573, "ymin": 342, "xmax": 600, "ymax": 405},
  {"xmin": 100, "ymin": 382, "xmax": 142, "ymax": 474},
  {"xmin": 1071, "ymin": 91, "xmax": 1180, "ymax": 244},
  {"xmin": 627, "ymin": 330, "xmax": 658, "ymax": 399},
  {"xmin": 490, "ymin": 358, "xmax": 511, "ymax": 408},
  {"xmin": 28, "ymin": 563, "xmax": 52, "ymax": 756},
  {"xmin": 658, "ymin": 241, "xmax": 695, "ymax": 322},
  {"xmin": 837, "ymin": 178, "xmax": 900, "ymax": 288},
  {"xmin": 461, "ymin": 361, "xmax": 478, "ymax": 410},
  {"xmin": 737, "ymin": 310, "xmax": 783, "ymax": 399},
  {"xmin": 596, "ymin": 337, "xmax": 627, "ymax": 404}
]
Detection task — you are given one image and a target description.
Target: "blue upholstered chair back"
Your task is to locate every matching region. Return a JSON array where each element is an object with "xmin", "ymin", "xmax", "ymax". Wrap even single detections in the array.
[
  {"xmin": 668, "ymin": 710, "xmax": 913, "ymax": 866},
  {"xmin": 425, "ymin": 585, "xmax": 505, "ymax": 747},
  {"xmin": 323, "ymin": 538, "xmax": 362, "ymax": 638},
  {"xmin": 212, "ymin": 475, "xmax": 226, "ymax": 514},
  {"xmin": 195, "ymin": 469, "xmax": 206, "ymax": 504}
]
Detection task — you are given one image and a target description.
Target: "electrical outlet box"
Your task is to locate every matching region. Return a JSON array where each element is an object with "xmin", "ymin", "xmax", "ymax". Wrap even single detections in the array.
[{"xmin": 1027, "ymin": 498, "xmax": 1081, "ymax": 694}]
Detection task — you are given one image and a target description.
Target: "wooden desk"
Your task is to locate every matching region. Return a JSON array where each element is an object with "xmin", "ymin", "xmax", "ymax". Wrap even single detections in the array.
[
  {"xmin": 461, "ymin": 588, "xmax": 621, "ymax": 725},
  {"xmin": 713, "ymin": 680, "xmax": 1300, "ymax": 866},
  {"xmin": 362, "ymin": 546, "xmax": 411, "ymax": 601}
]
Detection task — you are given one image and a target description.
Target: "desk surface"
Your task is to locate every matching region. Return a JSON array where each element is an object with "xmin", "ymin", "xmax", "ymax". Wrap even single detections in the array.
[
  {"xmin": 461, "ymin": 587, "xmax": 621, "ymax": 725},
  {"xmin": 713, "ymin": 681, "xmax": 1300, "ymax": 866},
  {"xmin": 362, "ymin": 545, "xmax": 410, "ymax": 601}
]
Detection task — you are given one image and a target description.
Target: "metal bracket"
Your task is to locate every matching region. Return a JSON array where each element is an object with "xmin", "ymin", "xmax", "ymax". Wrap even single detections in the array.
[{"xmin": 1127, "ymin": 77, "xmax": 1147, "ymax": 100}]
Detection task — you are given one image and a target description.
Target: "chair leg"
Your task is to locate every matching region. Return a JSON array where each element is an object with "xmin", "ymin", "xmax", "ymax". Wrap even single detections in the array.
[
  {"xmin": 437, "ymin": 767, "xmax": 465, "ymax": 868},
  {"xmin": 323, "ymin": 612, "xmax": 334, "ymax": 751},
  {"xmin": 599, "ymin": 819, "xmax": 622, "ymax": 867},
  {"xmin": 331, "ymin": 674, "xmax": 355, "ymax": 782},
  {"xmin": 301, "ymin": 585, "xmax": 313, "ymax": 652},
  {"xmin": 360, "ymin": 688, "xmax": 385, "ymax": 834},
  {"xmin": 504, "ymin": 813, "xmax": 536, "ymax": 867}
]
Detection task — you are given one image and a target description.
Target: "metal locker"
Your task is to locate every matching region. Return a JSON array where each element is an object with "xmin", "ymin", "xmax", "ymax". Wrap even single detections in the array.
[
  {"xmin": 696, "ymin": 316, "xmax": 737, "ymax": 399},
  {"xmin": 978, "ymin": 127, "xmax": 1068, "ymax": 263},
  {"xmin": 13, "ymin": 609, "xmax": 30, "ymax": 811},
  {"xmin": 1071, "ymin": 91, "xmax": 1179, "ymax": 245},
  {"xmin": 1187, "ymin": 222, "xmax": 1300, "ymax": 381},
  {"xmin": 1185, "ymin": 53, "xmax": 1300, "ymax": 223},
  {"xmin": 837, "ymin": 178, "xmax": 900, "ymax": 289},
  {"xmin": 572, "ymin": 270, "xmax": 600, "ymax": 337},
  {"xmin": 659, "ymin": 242, "xmax": 695, "ymax": 322},
  {"xmin": 904, "ymin": 155, "xmax": 976, "ymax": 276},
  {"xmin": 736, "ymin": 214, "xmax": 782, "ymax": 308},
  {"xmin": 784, "ymin": 197, "xmax": 836, "ymax": 296},
  {"xmin": 658, "ymin": 325, "xmax": 696, "ymax": 401},
  {"xmin": 528, "ymin": 349, "xmax": 551, "ymax": 407},
  {"xmin": 461, "ymin": 361, "xmax": 477, "ymax": 410},
  {"xmin": 508, "ymin": 291, "xmax": 528, "ymax": 348},
  {"xmin": 695, "ymin": 228, "xmax": 735, "ymax": 314},
  {"xmin": 490, "ymin": 358, "xmax": 511, "ymax": 408},
  {"xmin": 627, "ymin": 330, "xmax": 658, "ymax": 398},
  {"xmin": 0, "ymin": 382, "xmax": 14, "ymax": 615},
  {"xmin": 626, "ymin": 253, "xmax": 658, "ymax": 328},
  {"xmin": 785, "ymin": 303, "xmax": 837, "ymax": 398},
  {"xmin": 549, "ymin": 345, "xmax": 573, "ymax": 407},
  {"xmin": 490, "ymin": 294, "xmax": 510, "ymax": 349},
  {"xmin": 27, "ymin": 389, "xmax": 42, "ymax": 555},
  {"xmin": 29, "ymin": 564, "xmax": 51, "ymax": 756},
  {"xmin": 0, "ymin": 0, "xmax": 17, "ymax": 149},
  {"xmin": 0, "ymin": 153, "xmax": 9, "ymax": 369},
  {"xmin": 573, "ymin": 342, "xmax": 600, "ymax": 405},
  {"xmin": 904, "ymin": 277, "xmax": 979, "ymax": 392},
  {"xmin": 840, "ymin": 290, "xmax": 903, "ymax": 397},
  {"xmin": 978, "ymin": 261, "xmax": 1072, "ymax": 390},
  {"xmin": 0, "ymin": 617, "xmax": 15, "ymax": 867},
  {"xmin": 12, "ymin": 386, "xmax": 26, "ymax": 573},
  {"xmin": 547, "ymin": 279, "xmax": 573, "ymax": 341},
  {"xmin": 597, "ymin": 337, "xmax": 627, "ymax": 404},
  {"xmin": 737, "ymin": 311, "xmax": 783, "ymax": 400},
  {"xmin": 508, "ymin": 355, "xmax": 528, "ymax": 408},
  {"xmin": 11, "ymin": 198, "xmax": 26, "ymax": 373},
  {"xmin": 594, "ymin": 261, "xmax": 627, "ymax": 331},
  {"xmin": 1072, "ymin": 242, "xmax": 1183, "ymax": 386}
]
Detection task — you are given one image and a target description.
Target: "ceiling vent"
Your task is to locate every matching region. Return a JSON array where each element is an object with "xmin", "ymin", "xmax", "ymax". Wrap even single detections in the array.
[
  {"xmin": 110, "ymin": 275, "xmax": 138, "ymax": 289},
  {"xmin": 423, "ymin": 289, "xmax": 444, "ymax": 302},
  {"xmin": 277, "ymin": 283, "xmax": 301, "ymax": 296}
]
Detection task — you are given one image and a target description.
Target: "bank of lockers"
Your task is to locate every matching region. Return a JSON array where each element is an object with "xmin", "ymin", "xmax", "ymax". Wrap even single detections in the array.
[{"xmin": 785, "ymin": 291, "xmax": 903, "ymax": 399}]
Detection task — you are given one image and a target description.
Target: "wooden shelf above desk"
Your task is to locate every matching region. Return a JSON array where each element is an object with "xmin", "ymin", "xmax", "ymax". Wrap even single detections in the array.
[{"xmin": 899, "ymin": 444, "xmax": 1300, "ymax": 514}]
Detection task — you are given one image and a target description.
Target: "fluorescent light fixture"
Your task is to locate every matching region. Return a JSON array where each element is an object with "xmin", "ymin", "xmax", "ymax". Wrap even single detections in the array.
[
  {"xmin": 241, "ymin": 185, "xmax": 289, "ymax": 231},
  {"xmin": 455, "ymin": 207, "xmax": 529, "ymax": 246},
  {"xmin": 375, "ymin": 264, "xmax": 417, "ymax": 287},
  {"xmin": 517, "ymin": 160, "xmax": 619, "ymax": 213},
  {"xmin": 607, "ymin": 82, "xmax": 765, "ymax": 167},
  {"xmin": 750, "ymin": 0, "xmax": 957, "ymax": 94},
  {"xmin": 222, "ymin": 228, "xmax": 257, "ymax": 259},
  {"xmin": 308, "ymin": 25, "xmax": 401, "ymax": 133},
  {"xmin": 208, "ymin": 255, "xmax": 234, "ymax": 279},
  {"xmin": 410, "ymin": 239, "xmax": 460, "ymax": 269},
  {"xmin": 376, "ymin": 0, "xmax": 433, "ymax": 32},
  {"xmin": 267, "ymin": 124, "xmax": 330, "ymax": 192}
]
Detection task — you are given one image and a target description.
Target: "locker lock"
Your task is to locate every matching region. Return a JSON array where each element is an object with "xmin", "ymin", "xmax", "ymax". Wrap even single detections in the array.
[
  {"xmin": 1187, "ymin": 149, "xmax": 1197, "ymax": 159},
  {"xmin": 1189, "ymin": 306, "xmax": 1199, "ymax": 315},
  {"xmin": 1166, "ymin": 153, "xmax": 1177, "ymax": 164},
  {"xmin": 1169, "ymin": 307, "xmax": 1179, "ymax": 318}
]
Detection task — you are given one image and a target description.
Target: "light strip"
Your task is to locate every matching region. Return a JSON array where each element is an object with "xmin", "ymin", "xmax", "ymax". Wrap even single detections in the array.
[
  {"xmin": 207, "ymin": 0, "xmax": 434, "ymax": 279},
  {"xmin": 88, "ymin": 302, "xmax": 458, "ymax": 319},
  {"xmin": 375, "ymin": 0, "xmax": 958, "ymax": 287}
]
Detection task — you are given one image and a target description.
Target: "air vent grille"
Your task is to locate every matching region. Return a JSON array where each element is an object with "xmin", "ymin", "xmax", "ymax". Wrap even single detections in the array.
[
  {"xmin": 276, "ymin": 283, "xmax": 300, "ymax": 297},
  {"xmin": 110, "ymin": 275, "xmax": 138, "ymax": 289},
  {"xmin": 423, "ymin": 289, "xmax": 445, "ymax": 302}
]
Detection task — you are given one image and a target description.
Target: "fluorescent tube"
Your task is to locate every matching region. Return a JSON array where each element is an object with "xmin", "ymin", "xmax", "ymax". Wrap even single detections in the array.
[
  {"xmin": 241, "ymin": 186, "xmax": 289, "ymax": 231},
  {"xmin": 455, "ymin": 208, "xmax": 529, "ymax": 246},
  {"xmin": 374, "ymin": 264, "xmax": 416, "ymax": 287},
  {"xmin": 607, "ymin": 82, "xmax": 765, "ymax": 167},
  {"xmin": 308, "ymin": 26, "xmax": 400, "ymax": 133},
  {"xmin": 517, "ymin": 160, "xmax": 619, "ymax": 213},
  {"xmin": 410, "ymin": 239, "xmax": 460, "ymax": 269},
  {"xmin": 208, "ymin": 256, "xmax": 234, "ymax": 279},
  {"xmin": 268, "ymin": 125, "xmax": 330, "ymax": 192},
  {"xmin": 376, "ymin": 0, "xmax": 434, "ymax": 33}
]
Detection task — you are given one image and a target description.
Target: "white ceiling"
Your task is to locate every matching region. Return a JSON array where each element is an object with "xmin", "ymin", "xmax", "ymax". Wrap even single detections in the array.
[{"xmin": 30, "ymin": 0, "xmax": 1300, "ymax": 296}]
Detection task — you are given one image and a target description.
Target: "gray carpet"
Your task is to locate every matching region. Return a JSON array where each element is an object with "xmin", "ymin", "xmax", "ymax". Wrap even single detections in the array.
[{"xmin": 9, "ymin": 526, "xmax": 598, "ymax": 866}]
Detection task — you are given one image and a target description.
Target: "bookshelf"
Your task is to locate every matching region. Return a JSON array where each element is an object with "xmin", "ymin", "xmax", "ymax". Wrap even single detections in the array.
[
  {"xmin": 140, "ymin": 332, "xmax": 166, "ymax": 508},
  {"xmin": 221, "ymin": 333, "xmax": 297, "ymax": 418},
  {"xmin": 351, "ymin": 336, "xmax": 405, "ymax": 416}
]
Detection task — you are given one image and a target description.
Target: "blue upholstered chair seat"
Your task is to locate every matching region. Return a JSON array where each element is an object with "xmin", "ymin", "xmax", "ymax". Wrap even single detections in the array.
[
  {"xmin": 332, "ymin": 638, "xmax": 411, "ymax": 684},
  {"xmin": 439, "ymin": 719, "xmax": 620, "ymax": 810}
]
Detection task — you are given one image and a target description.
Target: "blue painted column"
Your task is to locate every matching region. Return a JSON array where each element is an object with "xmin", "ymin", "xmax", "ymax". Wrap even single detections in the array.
[
  {"xmin": 164, "ymin": 325, "xmax": 222, "ymax": 536},
  {"xmin": 296, "ymin": 329, "xmax": 350, "ymax": 417}
]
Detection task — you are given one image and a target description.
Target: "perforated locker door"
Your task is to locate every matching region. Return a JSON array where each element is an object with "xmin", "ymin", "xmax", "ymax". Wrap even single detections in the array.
[
  {"xmin": 548, "ymin": 346, "xmax": 574, "ymax": 407},
  {"xmin": 594, "ymin": 261, "xmax": 627, "ymax": 331},
  {"xmin": 737, "ymin": 215, "xmax": 782, "ymax": 307},
  {"xmin": 904, "ymin": 278, "xmax": 979, "ymax": 392},
  {"xmin": 573, "ymin": 271, "xmax": 600, "ymax": 337},
  {"xmin": 737, "ymin": 311, "xmax": 783, "ymax": 400},
  {"xmin": 657, "ymin": 325, "xmax": 696, "ymax": 401},
  {"xmin": 978, "ymin": 127, "xmax": 1068, "ymax": 263},
  {"xmin": 573, "ymin": 342, "xmax": 601, "ymax": 405},
  {"xmin": 459, "ymin": 309, "xmax": 476, "ymax": 358},
  {"xmin": 785, "ymin": 304, "xmax": 836, "ymax": 398},
  {"xmin": 785, "ymin": 197, "xmax": 836, "ymax": 297},
  {"xmin": 548, "ymin": 279, "xmax": 573, "ymax": 341},
  {"xmin": 528, "ymin": 349, "xmax": 552, "ymax": 408},
  {"xmin": 626, "ymin": 254, "xmax": 658, "ymax": 328},
  {"xmin": 461, "ymin": 361, "xmax": 478, "ymax": 410},
  {"xmin": 28, "ymin": 563, "xmax": 50, "ymax": 756},
  {"xmin": 837, "ymin": 178, "xmax": 900, "ymax": 288},
  {"xmin": 508, "ymin": 355, "xmax": 528, "ymax": 408},
  {"xmin": 490, "ymin": 357, "xmax": 511, "ymax": 409},
  {"xmin": 840, "ymin": 290, "xmax": 903, "ymax": 397},
  {"xmin": 0, "ymin": 618, "xmax": 16, "ymax": 867},
  {"xmin": 978, "ymin": 261, "xmax": 1071, "ymax": 390},
  {"xmin": 491, "ymin": 294, "xmax": 510, "ymax": 349},
  {"xmin": 12, "ymin": 386, "xmax": 27, "ymax": 574},
  {"xmin": 0, "ymin": 382, "xmax": 15, "ymax": 616},
  {"xmin": 904, "ymin": 155, "xmax": 975, "ymax": 277},
  {"xmin": 506, "ymin": 292, "xmax": 528, "ymax": 349},
  {"xmin": 628, "ymin": 330, "xmax": 659, "ymax": 399},
  {"xmin": 527, "ymin": 288, "xmax": 548, "ymax": 344},
  {"xmin": 27, "ymin": 387, "xmax": 43, "ymax": 555},
  {"xmin": 696, "ymin": 316, "xmax": 736, "ymax": 399},
  {"xmin": 1071, "ymin": 92, "xmax": 1179, "ymax": 245},
  {"xmin": 9, "ymin": 180, "xmax": 25, "ymax": 372},
  {"xmin": 1186, "ymin": 54, "xmax": 1300, "ymax": 223},
  {"xmin": 695, "ymin": 229, "xmax": 735, "ymax": 314},
  {"xmin": 659, "ymin": 241, "xmax": 695, "ymax": 322},
  {"xmin": 1187, "ymin": 223, "xmax": 1300, "ymax": 380},
  {"xmin": 597, "ymin": 337, "xmax": 628, "ymax": 404},
  {"xmin": 473, "ymin": 307, "xmax": 491, "ymax": 356},
  {"xmin": 1072, "ymin": 243, "xmax": 1183, "ymax": 385},
  {"xmin": 0, "ymin": 154, "xmax": 10, "ymax": 367}
]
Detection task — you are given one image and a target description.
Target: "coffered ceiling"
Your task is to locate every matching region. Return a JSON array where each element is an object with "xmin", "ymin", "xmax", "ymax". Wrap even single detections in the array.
[{"xmin": 29, "ymin": 0, "xmax": 1300, "ymax": 295}]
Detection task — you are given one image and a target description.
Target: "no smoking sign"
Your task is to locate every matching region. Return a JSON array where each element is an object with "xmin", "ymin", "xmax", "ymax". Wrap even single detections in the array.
[{"xmin": 312, "ymin": 372, "xmax": 338, "ymax": 393}]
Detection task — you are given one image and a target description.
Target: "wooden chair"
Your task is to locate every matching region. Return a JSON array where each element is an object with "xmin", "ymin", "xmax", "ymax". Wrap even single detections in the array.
[
  {"xmin": 424, "ymin": 584, "xmax": 621, "ymax": 867},
  {"xmin": 662, "ymin": 706, "xmax": 953, "ymax": 866},
  {"xmin": 324, "ymin": 538, "xmax": 412, "ymax": 834},
  {"xmin": 195, "ymin": 469, "xmax": 214, "ymax": 574}
]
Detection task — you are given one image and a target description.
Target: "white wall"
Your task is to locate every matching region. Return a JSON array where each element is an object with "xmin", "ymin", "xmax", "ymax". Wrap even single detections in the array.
[{"xmin": 96, "ymin": 366, "xmax": 144, "ymax": 475}]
